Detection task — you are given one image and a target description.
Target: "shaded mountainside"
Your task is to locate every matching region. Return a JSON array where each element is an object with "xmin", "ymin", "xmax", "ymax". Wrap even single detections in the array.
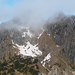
[
  {"xmin": 46, "ymin": 15, "xmax": 75, "ymax": 70},
  {"xmin": 0, "ymin": 15, "xmax": 75, "ymax": 75}
]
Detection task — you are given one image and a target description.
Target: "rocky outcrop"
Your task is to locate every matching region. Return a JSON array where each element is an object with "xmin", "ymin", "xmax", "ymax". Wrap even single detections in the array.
[{"xmin": 48, "ymin": 65, "xmax": 73, "ymax": 75}]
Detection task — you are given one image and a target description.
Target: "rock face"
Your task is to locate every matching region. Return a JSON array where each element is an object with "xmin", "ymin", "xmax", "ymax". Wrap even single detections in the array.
[
  {"xmin": 48, "ymin": 65, "xmax": 74, "ymax": 75},
  {"xmin": 46, "ymin": 15, "xmax": 75, "ymax": 69},
  {"xmin": 0, "ymin": 15, "xmax": 75, "ymax": 75},
  {"xmin": 48, "ymin": 65, "xmax": 63, "ymax": 75}
]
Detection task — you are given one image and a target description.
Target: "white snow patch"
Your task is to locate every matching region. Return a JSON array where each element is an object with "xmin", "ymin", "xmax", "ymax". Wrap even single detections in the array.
[
  {"xmin": 47, "ymin": 34, "xmax": 50, "ymax": 36},
  {"xmin": 22, "ymin": 29, "xmax": 33, "ymax": 38},
  {"xmin": 12, "ymin": 40, "xmax": 16, "ymax": 48},
  {"xmin": 37, "ymin": 32, "xmax": 43, "ymax": 39},
  {"xmin": 56, "ymin": 45, "xmax": 59, "ymax": 47},
  {"xmin": 15, "ymin": 41, "xmax": 42, "ymax": 57},
  {"xmin": 37, "ymin": 28, "xmax": 44, "ymax": 39},
  {"xmin": 41, "ymin": 53, "xmax": 51, "ymax": 67},
  {"xmin": 27, "ymin": 30, "xmax": 33, "ymax": 38},
  {"xmin": 22, "ymin": 32, "xmax": 26, "ymax": 37}
]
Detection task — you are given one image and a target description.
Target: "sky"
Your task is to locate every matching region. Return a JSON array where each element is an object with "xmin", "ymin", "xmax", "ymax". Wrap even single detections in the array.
[{"xmin": 0, "ymin": 0, "xmax": 75, "ymax": 23}]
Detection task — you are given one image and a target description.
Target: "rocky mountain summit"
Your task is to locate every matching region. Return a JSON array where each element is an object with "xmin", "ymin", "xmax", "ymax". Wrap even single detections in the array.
[{"xmin": 0, "ymin": 15, "xmax": 75, "ymax": 75}]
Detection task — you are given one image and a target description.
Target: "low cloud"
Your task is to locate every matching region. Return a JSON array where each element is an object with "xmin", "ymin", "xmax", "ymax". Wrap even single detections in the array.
[{"xmin": 0, "ymin": 0, "xmax": 75, "ymax": 27}]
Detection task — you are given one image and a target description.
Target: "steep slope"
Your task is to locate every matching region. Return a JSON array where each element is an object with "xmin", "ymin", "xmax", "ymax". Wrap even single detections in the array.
[
  {"xmin": 46, "ymin": 15, "xmax": 75, "ymax": 70},
  {"xmin": 0, "ymin": 15, "xmax": 75, "ymax": 75}
]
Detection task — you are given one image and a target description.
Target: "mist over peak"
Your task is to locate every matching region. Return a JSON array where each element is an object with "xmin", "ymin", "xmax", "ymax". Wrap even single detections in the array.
[{"xmin": 0, "ymin": 12, "xmax": 74, "ymax": 31}]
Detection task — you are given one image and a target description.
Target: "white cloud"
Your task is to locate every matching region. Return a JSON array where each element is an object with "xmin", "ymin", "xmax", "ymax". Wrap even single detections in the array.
[
  {"xmin": 0, "ymin": 0, "xmax": 75, "ymax": 22},
  {"xmin": 13, "ymin": 0, "xmax": 61, "ymax": 18}
]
